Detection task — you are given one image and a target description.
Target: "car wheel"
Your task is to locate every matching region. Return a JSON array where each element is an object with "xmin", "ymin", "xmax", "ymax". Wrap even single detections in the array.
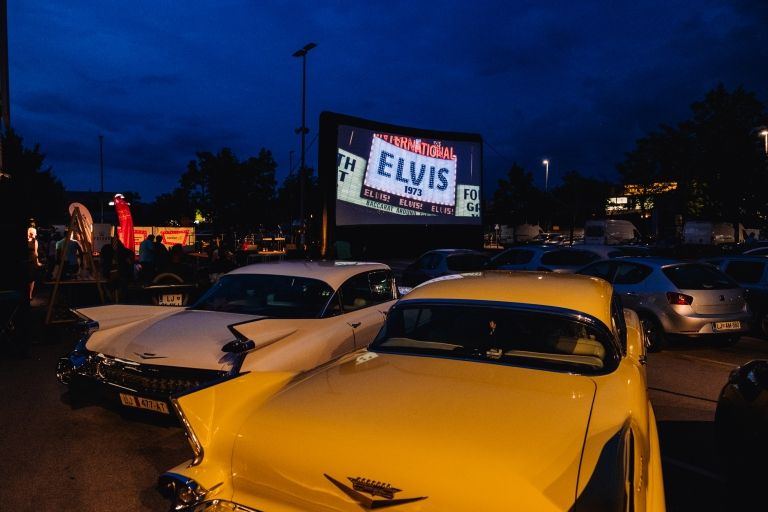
[{"xmin": 640, "ymin": 314, "xmax": 666, "ymax": 352}]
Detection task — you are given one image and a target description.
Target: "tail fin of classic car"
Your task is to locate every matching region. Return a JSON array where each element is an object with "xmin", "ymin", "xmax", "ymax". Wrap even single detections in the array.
[{"xmin": 172, "ymin": 371, "xmax": 297, "ymax": 466}]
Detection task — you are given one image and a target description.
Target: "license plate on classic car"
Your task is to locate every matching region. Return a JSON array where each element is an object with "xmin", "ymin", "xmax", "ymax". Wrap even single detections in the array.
[
  {"xmin": 159, "ymin": 293, "xmax": 184, "ymax": 306},
  {"xmin": 119, "ymin": 393, "xmax": 170, "ymax": 414},
  {"xmin": 714, "ymin": 321, "xmax": 741, "ymax": 331}
]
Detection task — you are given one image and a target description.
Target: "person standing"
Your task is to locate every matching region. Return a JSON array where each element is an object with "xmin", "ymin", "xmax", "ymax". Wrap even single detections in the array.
[
  {"xmin": 138, "ymin": 234, "xmax": 155, "ymax": 280},
  {"xmin": 26, "ymin": 227, "xmax": 42, "ymax": 301},
  {"xmin": 154, "ymin": 234, "xmax": 168, "ymax": 272},
  {"xmin": 59, "ymin": 234, "xmax": 83, "ymax": 279}
]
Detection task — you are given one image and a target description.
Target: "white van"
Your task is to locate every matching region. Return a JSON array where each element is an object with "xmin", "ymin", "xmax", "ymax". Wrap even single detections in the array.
[
  {"xmin": 683, "ymin": 221, "xmax": 745, "ymax": 245},
  {"xmin": 583, "ymin": 219, "xmax": 640, "ymax": 245},
  {"xmin": 514, "ymin": 224, "xmax": 543, "ymax": 243}
]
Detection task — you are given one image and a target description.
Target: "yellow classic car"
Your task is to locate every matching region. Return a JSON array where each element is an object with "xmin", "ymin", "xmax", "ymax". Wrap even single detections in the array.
[{"xmin": 160, "ymin": 271, "xmax": 665, "ymax": 511}]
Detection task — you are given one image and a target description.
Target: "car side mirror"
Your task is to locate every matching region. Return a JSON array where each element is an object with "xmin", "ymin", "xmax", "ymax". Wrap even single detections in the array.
[{"xmin": 222, "ymin": 338, "xmax": 256, "ymax": 353}]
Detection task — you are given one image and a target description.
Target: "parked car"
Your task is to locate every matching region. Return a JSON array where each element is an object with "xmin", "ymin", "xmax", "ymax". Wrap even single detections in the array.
[
  {"xmin": 488, "ymin": 244, "xmax": 627, "ymax": 272},
  {"xmin": 400, "ymin": 248, "xmax": 489, "ymax": 286},
  {"xmin": 160, "ymin": 271, "xmax": 665, "ymax": 511},
  {"xmin": 714, "ymin": 359, "xmax": 768, "ymax": 474},
  {"xmin": 704, "ymin": 255, "xmax": 768, "ymax": 337},
  {"xmin": 56, "ymin": 261, "xmax": 398, "ymax": 416},
  {"xmin": 742, "ymin": 246, "xmax": 768, "ymax": 256},
  {"xmin": 578, "ymin": 258, "xmax": 750, "ymax": 351}
]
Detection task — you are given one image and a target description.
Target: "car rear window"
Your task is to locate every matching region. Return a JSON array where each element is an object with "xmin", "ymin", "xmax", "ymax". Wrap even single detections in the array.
[
  {"xmin": 662, "ymin": 264, "xmax": 737, "ymax": 290},
  {"xmin": 491, "ymin": 249, "xmax": 534, "ymax": 266},
  {"xmin": 614, "ymin": 263, "xmax": 652, "ymax": 285},
  {"xmin": 371, "ymin": 303, "xmax": 618, "ymax": 374},
  {"xmin": 446, "ymin": 254, "xmax": 489, "ymax": 271},
  {"xmin": 540, "ymin": 250, "xmax": 601, "ymax": 266}
]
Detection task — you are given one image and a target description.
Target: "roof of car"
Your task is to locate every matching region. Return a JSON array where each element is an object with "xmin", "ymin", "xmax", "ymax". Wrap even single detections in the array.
[
  {"xmin": 227, "ymin": 260, "xmax": 391, "ymax": 289},
  {"xmin": 591, "ymin": 256, "xmax": 705, "ymax": 268},
  {"xmin": 421, "ymin": 248, "xmax": 486, "ymax": 255},
  {"xmin": 404, "ymin": 271, "xmax": 613, "ymax": 325},
  {"xmin": 710, "ymin": 254, "xmax": 768, "ymax": 261}
]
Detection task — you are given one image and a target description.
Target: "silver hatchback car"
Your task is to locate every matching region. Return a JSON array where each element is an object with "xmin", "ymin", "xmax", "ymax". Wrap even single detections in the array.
[{"xmin": 578, "ymin": 257, "xmax": 750, "ymax": 351}]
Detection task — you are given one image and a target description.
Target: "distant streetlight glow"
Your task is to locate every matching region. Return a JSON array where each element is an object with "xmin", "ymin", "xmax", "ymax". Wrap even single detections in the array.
[
  {"xmin": 761, "ymin": 129, "xmax": 768, "ymax": 155},
  {"xmin": 542, "ymin": 159, "xmax": 549, "ymax": 192}
]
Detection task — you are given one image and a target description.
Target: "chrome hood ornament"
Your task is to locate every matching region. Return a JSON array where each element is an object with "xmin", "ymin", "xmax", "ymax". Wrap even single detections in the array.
[
  {"xmin": 324, "ymin": 474, "xmax": 427, "ymax": 509},
  {"xmin": 133, "ymin": 352, "xmax": 167, "ymax": 360}
]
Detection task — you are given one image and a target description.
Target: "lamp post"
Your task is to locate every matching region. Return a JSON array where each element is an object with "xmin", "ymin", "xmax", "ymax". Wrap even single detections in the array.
[
  {"xmin": 542, "ymin": 159, "xmax": 549, "ymax": 193},
  {"xmin": 99, "ymin": 134, "xmax": 104, "ymax": 223},
  {"xmin": 292, "ymin": 42, "xmax": 317, "ymax": 236},
  {"xmin": 761, "ymin": 130, "xmax": 768, "ymax": 156}
]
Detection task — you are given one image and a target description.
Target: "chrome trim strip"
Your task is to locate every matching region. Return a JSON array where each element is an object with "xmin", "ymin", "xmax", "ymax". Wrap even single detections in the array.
[{"xmin": 170, "ymin": 397, "xmax": 204, "ymax": 467}]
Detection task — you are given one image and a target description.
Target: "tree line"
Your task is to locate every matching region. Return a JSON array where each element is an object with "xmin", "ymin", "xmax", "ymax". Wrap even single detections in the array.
[
  {"xmin": 488, "ymin": 84, "xmax": 768, "ymax": 237},
  {"xmin": 2, "ymin": 84, "xmax": 767, "ymax": 239}
]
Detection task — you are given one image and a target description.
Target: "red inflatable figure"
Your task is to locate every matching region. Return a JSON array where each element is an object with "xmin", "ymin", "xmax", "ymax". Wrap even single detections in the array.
[{"xmin": 113, "ymin": 193, "xmax": 135, "ymax": 255}]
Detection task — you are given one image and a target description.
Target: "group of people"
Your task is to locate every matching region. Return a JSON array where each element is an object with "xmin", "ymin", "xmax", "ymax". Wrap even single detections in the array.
[
  {"xmin": 24, "ymin": 226, "xmax": 242, "ymax": 305},
  {"xmin": 26, "ymin": 224, "xmax": 87, "ymax": 301},
  {"xmin": 137, "ymin": 234, "xmax": 171, "ymax": 281}
]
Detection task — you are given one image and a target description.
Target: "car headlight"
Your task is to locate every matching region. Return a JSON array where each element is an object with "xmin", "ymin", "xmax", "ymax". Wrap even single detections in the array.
[
  {"xmin": 159, "ymin": 474, "xmax": 254, "ymax": 512},
  {"xmin": 56, "ymin": 319, "xmax": 99, "ymax": 385},
  {"xmin": 159, "ymin": 473, "xmax": 211, "ymax": 510}
]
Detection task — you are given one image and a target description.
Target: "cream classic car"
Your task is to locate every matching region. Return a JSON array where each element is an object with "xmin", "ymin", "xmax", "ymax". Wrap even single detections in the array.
[
  {"xmin": 160, "ymin": 271, "xmax": 665, "ymax": 511},
  {"xmin": 56, "ymin": 261, "xmax": 398, "ymax": 415}
]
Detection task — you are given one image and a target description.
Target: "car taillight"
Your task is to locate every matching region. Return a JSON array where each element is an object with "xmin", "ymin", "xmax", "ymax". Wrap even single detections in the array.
[{"xmin": 666, "ymin": 292, "xmax": 693, "ymax": 305}]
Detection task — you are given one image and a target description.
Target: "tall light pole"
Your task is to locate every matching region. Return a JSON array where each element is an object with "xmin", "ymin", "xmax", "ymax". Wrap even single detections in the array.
[
  {"xmin": 542, "ymin": 159, "xmax": 549, "ymax": 193},
  {"xmin": 761, "ymin": 130, "xmax": 768, "ymax": 156},
  {"xmin": 292, "ymin": 42, "xmax": 317, "ymax": 235},
  {"xmin": 99, "ymin": 134, "xmax": 104, "ymax": 222}
]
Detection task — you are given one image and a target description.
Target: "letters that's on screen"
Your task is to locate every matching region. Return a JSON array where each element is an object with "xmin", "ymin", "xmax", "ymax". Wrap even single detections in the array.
[
  {"xmin": 336, "ymin": 128, "xmax": 480, "ymax": 220},
  {"xmin": 363, "ymin": 135, "xmax": 457, "ymax": 216}
]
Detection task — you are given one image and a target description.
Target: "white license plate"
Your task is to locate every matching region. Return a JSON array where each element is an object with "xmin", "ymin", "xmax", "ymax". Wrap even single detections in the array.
[
  {"xmin": 159, "ymin": 293, "xmax": 184, "ymax": 306},
  {"xmin": 119, "ymin": 393, "xmax": 170, "ymax": 414},
  {"xmin": 714, "ymin": 321, "xmax": 741, "ymax": 331}
]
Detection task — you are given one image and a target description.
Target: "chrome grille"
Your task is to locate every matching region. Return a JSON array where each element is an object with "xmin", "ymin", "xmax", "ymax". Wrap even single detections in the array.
[{"xmin": 94, "ymin": 356, "xmax": 226, "ymax": 395}]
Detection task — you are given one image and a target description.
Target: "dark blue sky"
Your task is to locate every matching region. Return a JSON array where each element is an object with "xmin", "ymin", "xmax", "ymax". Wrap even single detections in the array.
[{"xmin": 8, "ymin": 1, "xmax": 768, "ymax": 202}]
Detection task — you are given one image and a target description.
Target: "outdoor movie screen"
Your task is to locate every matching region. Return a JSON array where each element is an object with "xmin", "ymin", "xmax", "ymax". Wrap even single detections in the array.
[{"xmin": 335, "ymin": 122, "xmax": 482, "ymax": 226}]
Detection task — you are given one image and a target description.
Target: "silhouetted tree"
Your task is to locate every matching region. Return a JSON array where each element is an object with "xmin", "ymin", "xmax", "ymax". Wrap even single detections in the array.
[
  {"xmin": 275, "ymin": 167, "xmax": 321, "ymax": 240},
  {"xmin": 619, "ymin": 84, "xmax": 768, "ymax": 229},
  {"xmin": 153, "ymin": 188, "xmax": 195, "ymax": 226},
  {"xmin": 550, "ymin": 170, "xmax": 616, "ymax": 227},
  {"xmin": 177, "ymin": 147, "xmax": 277, "ymax": 233},
  {"xmin": 489, "ymin": 162, "xmax": 544, "ymax": 226},
  {"xmin": 0, "ymin": 128, "xmax": 66, "ymax": 226}
]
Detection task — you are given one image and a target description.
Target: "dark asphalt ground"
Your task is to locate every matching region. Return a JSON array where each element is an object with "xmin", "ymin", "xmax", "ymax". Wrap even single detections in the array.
[{"xmin": 1, "ymin": 278, "xmax": 767, "ymax": 511}]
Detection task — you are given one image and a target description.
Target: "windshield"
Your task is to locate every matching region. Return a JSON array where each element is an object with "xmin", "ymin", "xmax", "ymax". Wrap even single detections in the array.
[
  {"xmin": 190, "ymin": 274, "xmax": 334, "ymax": 318},
  {"xmin": 371, "ymin": 302, "xmax": 617, "ymax": 374}
]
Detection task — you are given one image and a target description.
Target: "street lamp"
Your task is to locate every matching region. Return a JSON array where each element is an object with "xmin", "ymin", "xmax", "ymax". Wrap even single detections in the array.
[
  {"xmin": 760, "ymin": 129, "xmax": 768, "ymax": 156},
  {"xmin": 292, "ymin": 42, "xmax": 317, "ymax": 235},
  {"xmin": 542, "ymin": 159, "xmax": 549, "ymax": 193},
  {"xmin": 99, "ymin": 134, "xmax": 104, "ymax": 222}
]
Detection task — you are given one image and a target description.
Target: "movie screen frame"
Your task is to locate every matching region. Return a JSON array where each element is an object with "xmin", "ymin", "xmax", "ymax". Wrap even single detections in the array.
[{"xmin": 318, "ymin": 112, "xmax": 484, "ymax": 257}]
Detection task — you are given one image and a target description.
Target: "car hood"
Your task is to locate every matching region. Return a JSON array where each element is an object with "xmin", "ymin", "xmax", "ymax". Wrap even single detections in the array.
[
  {"xmin": 228, "ymin": 351, "xmax": 597, "ymax": 511},
  {"xmin": 77, "ymin": 305, "xmax": 263, "ymax": 370}
]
